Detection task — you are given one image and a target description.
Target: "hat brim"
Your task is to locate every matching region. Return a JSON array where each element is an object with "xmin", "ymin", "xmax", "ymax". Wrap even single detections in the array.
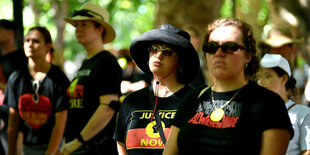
[
  {"xmin": 64, "ymin": 16, "xmax": 115, "ymax": 43},
  {"xmin": 130, "ymin": 29, "xmax": 200, "ymax": 84},
  {"xmin": 261, "ymin": 36, "xmax": 304, "ymax": 48}
]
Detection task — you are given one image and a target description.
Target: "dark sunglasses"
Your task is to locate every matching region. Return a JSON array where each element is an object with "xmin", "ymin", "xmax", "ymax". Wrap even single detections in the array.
[
  {"xmin": 72, "ymin": 9, "xmax": 104, "ymax": 20},
  {"xmin": 148, "ymin": 46, "xmax": 176, "ymax": 57},
  {"xmin": 202, "ymin": 41, "xmax": 245, "ymax": 54}
]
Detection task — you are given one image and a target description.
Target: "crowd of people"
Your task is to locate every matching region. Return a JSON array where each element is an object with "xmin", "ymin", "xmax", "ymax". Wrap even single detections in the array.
[{"xmin": 0, "ymin": 1, "xmax": 310, "ymax": 155}]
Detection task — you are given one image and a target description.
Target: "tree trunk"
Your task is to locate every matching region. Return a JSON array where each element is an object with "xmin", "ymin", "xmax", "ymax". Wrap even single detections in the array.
[
  {"xmin": 155, "ymin": 0, "xmax": 223, "ymax": 35},
  {"xmin": 13, "ymin": 0, "xmax": 24, "ymax": 47},
  {"xmin": 51, "ymin": 0, "xmax": 68, "ymax": 69}
]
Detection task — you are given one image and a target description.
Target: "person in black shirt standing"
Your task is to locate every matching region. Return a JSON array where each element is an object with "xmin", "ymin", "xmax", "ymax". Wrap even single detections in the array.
[
  {"xmin": 0, "ymin": 19, "xmax": 27, "ymax": 155},
  {"xmin": 6, "ymin": 26, "xmax": 69, "ymax": 155},
  {"xmin": 164, "ymin": 18, "xmax": 293, "ymax": 155},
  {"xmin": 61, "ymin": 2, "xmax": 122, "ymax": 155},
  {"xmin": 113, "ymin": 24, "xmax": 200, "ymax": 155}
]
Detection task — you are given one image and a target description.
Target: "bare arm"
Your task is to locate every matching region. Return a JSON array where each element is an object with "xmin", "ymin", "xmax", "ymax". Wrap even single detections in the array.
[
  {"xmin": 163, "ymin": 125, "xmax": 180, "ymax": 155},
  {"xmin": 117, "ymin": 141, "xmax": 128, "ymax": 155},
  {"xmin": 260, "ymin": 128, "xmax": 290, "ymax": 155},
  {"xmin": 7, "ymin": 107, "xmax": 20, "ymax": 155},
  {"xmin": 61, "ymin": 94, "xmax": 118, "ymax": 154},
  {"xmin": 301, "ymin": 150, "xmax": 310, "ymax": 155},
  {"xmin": 45, "ymin": 110, "xmax": 67, "ymax": 155}
]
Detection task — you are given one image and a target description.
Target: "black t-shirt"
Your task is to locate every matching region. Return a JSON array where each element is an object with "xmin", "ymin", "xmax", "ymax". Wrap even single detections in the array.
[
  {"xmin": 0, "ymin": 49, "xmax": 27, "ymax": 123},
  {"xmin": 113, "ymin": 85, "xmax": 192, "ymax": 155},
  {"xmin": 4, "ymin": 65, "xmax": 69, "ymax": 145},
  {"xmin": 65, "ymin": 51, "xmax": 122, "ymax": 143},
  {"xmin": 173, "ymin": 81, "xmax": 294, "ymax": 155},
  {"xmin": 0, "ymin": 48, "xmax": 27, "ymax": 84}
]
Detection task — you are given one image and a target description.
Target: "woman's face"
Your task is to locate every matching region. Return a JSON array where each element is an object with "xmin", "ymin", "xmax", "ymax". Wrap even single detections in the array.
[
  {"xmin": 206, "ymin": 25, "xmax": 251, "ymax": 81},
  {"xmin": 258, "ymin": 68, "xmax": 284, "ymax": 95},
  {"xmin": 24, "ymin": 30, "xmax": 50, "ymax": 59},
  {"xmin": 148, "ymin": 43, "xmax": 179, "ymax": 79},
  {"xmin": 74, "ymin": 20, "xmax": 103, "ymax": 45}
]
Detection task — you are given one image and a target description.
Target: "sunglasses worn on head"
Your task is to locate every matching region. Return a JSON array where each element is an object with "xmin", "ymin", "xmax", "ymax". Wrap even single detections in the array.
[
  {"xmin": 203, "ymin": 41, "xmax": 245, "ymax": 54},
  {"xmin": 72, "ymin": 9, "xmax": 104, "ymax": 20},
  {"xmin": 148, "ymin": 46, "xmax": 176, "ymax": 57}
]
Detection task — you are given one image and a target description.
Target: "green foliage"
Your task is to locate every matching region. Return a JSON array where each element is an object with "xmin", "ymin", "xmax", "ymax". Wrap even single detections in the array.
[
  {"xmin": 1, "ymin": 0, "xmax": 156, "ymax": 61},
  {"xmin": 220, "ymin": 0, "xmax": 234, "ymax": 18},
  {"xmin": 63, "ymin": 0, "xmax": 157, "ymax": 60},
  {"xmin": 2, "ymin": 0, "xmax": 269, "ymax": 62},
  {"xmin": 220, "ymin": 0, "xmax": 269, "ymax": 26}
]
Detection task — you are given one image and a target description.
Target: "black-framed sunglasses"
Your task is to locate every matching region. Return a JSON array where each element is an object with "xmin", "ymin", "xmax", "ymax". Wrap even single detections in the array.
[
  {"xmin": 72, "ymin": 9, "xmax": 104, "ymax": 20},
  {"xmin": 202, "ymin": 41, "xmax": 245, "ymax": 54},
  {"xmin": 148, "ymin": 46, "xmax": 176, "ymax": 57}
]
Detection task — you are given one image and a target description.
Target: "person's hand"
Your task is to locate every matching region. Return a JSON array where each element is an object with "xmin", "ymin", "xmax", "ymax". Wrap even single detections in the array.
[{"xmin": 60, "ymin": 139, "xmax": 82, "ymax": 155}]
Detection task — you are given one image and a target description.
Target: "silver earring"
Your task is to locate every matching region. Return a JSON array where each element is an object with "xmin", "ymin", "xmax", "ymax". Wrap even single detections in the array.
[
  {"xmin": 178, "ymin": 67, "xmax": 183, "ymax": 73},
  {"xmin": 245, "ymin": 63, "xmax": 248, "ymax": 69}
]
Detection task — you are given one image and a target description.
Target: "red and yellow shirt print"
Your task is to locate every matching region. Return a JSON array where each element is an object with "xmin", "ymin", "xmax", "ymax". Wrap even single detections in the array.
[
  {"xmin": 188, "ymin": 100, "xmax": 241, "ymax": 129},
  {"xmin": 126, "ymin": 110, "xmax": 176, "ymax": 149},
  {"xmin": 18, "ymin": 94, "xmax": 51, "ymax": 129},
  {"xmin": 67, "ymin": 78, "xmax": 84, "ymax": 109}
]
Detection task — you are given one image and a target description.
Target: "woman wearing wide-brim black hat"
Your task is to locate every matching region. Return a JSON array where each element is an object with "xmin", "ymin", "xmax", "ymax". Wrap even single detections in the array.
[{"xmin": 113, "ymin": 24, "xmax": 200, "ymax": 154}]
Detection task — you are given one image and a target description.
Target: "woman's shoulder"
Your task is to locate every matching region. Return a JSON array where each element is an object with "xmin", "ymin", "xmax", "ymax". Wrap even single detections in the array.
[
  {"xmin": 7, "ymin": 66, "xmax": 28, "ymax": 82},
  {"xmin": 244, "ymin": 81, "xmax": 281, "ymax": 98},
  {"xmin": 123, "ymin": 86, "xmax": 149, "ymax": 102},
  {"xmin": 121, "ymin": 86, "xmax": 150, "ymax": 109},
  {"xmin": 48, "ymin": 65, "xmax": 70, "ymax": 85}
]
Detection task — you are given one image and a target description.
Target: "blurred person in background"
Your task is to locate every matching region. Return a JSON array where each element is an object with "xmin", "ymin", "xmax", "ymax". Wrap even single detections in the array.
[
  {"xmin": 258, "ymin": 53, "xmax": 310, "ymax": 155},
  {"xmin": 117, "ymin": 49, "xmax": 151, "ymax": 99},
  {"xmin": 6, "ymin": 26, "xmax": 69, "ymax": 155},
  {"xmin": 259, "ymin": 27, "xmax": 306, "ymax": 105},
  {"xmin": 0, "ymin": 19, "xmax": 27, "ymax": 155}
]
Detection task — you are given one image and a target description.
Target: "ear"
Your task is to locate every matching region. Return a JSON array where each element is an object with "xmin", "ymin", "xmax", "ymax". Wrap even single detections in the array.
[
  {"xmin": 281, "ymin": 74, "xmax": 289, "ymax": 86},
  {"xmin": 45, "ymin": 43, "xmax": 52, "ymax": 53},
  {"xmin": 98, "ymin": 25, "xmax": 105, "ymax": 34},
  {"xmin": 245, "ymin": 53, "xmax": 252, "ymax": 64}
]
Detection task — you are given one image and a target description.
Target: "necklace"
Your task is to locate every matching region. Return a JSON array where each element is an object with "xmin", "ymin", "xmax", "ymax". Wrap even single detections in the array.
[{"xmin": 210, "ymin": 87, "xmax": 242, "ymax": 122}]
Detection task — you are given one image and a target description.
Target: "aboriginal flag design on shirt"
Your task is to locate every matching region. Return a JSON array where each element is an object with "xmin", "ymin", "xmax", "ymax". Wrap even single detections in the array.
[{"xmin": 125, "ymin": 110, "xmax": 176, "ymax": 149}]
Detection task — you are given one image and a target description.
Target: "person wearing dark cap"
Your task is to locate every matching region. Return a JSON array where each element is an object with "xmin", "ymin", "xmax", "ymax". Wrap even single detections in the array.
[
  {"xmin": 61, "ymin": 2, "xmax": 122, "ymax": 155},
  {"xmin": 113, "ymin": 24, "xmax": 200, "ymax": 154},
  {"xmin": 0, "ymin": 19, "xmax": 27, "ymax": 155},
  {"xmin": 163, "ymin": 18, "xmax": 293, "ymax": 155}
]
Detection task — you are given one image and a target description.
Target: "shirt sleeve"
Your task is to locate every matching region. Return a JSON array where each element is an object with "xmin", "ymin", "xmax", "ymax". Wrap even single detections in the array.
[
  {"xmin": 96, "ymin": 54, "xmax": 122, "ymax": 96},
  {"xmin": 172, "ymin": 88, "xmax": 200, "ymax": 128},
  {"xmin": 4, "ymin": 71, "xmax": 19, "ymax": 109},
  {"xmin": 49, "ymin": 66, "xmax": 70, "ymax": 112},
  {"xmin": 113, "ymin": 96, "xmax": 131, "ymax": 142},
  {"xmin": 300, "ymin": 109, "xmax": 310, "ymax": 151},
  {"xmin": 254, "ymin": 91, "xmax": 294, "ymax": 138}
]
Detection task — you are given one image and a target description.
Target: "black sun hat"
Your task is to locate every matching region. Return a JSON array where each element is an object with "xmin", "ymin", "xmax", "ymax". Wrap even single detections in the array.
[{"xmin": 130, "ymin": 24, "xmax": 200, "ymax": 84}]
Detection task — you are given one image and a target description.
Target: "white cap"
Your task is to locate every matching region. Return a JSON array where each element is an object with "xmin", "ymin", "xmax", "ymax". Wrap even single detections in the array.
[{"xmin": 260, "ymin": 53, "xmax": 291, "ymax": 76}]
